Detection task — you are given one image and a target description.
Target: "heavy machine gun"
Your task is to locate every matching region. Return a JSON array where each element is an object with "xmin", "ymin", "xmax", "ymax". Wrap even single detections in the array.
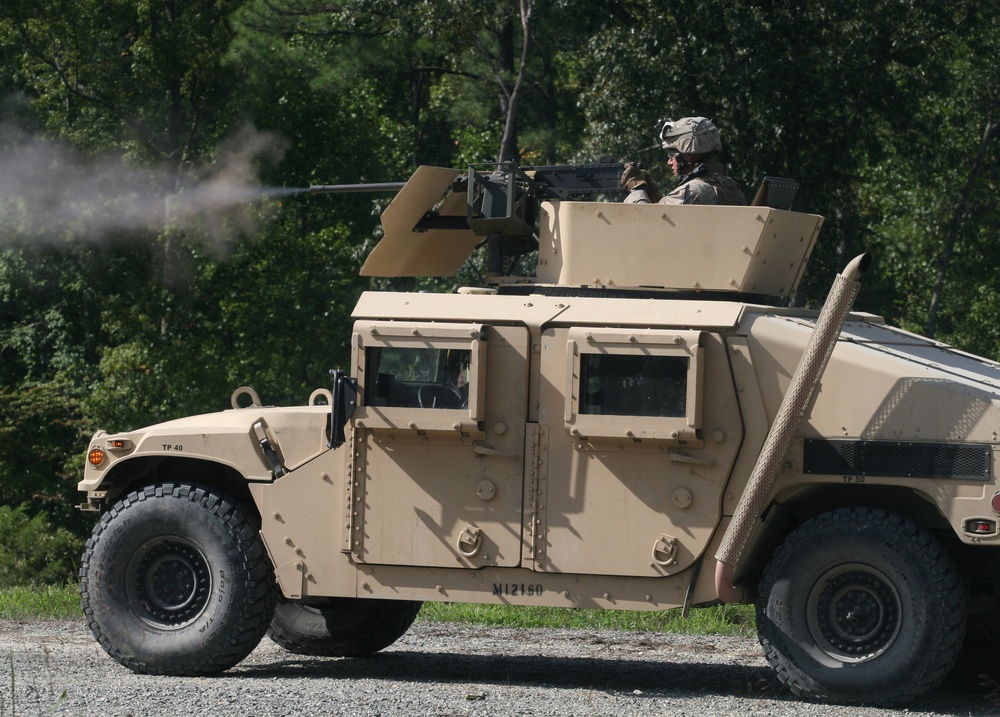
[{"xmin": 310, "ymin": 161, "xmax": 628, "ymax": 275}]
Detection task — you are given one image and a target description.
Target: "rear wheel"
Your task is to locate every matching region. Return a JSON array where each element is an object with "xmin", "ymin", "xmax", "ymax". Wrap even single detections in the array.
[
  {"xmin": 756, "ymin": 507, "xmax": 965, "ymax": 705},
  {"xmin": 268, "ymin": 597, "xmax": 422, "ymax": 656},
  {"xmin": 80, "ymin": 483, "xmax": 277, "ymax": 675}
]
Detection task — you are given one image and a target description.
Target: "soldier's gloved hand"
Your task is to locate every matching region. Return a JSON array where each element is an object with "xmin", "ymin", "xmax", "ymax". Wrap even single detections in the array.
[{"xmin": 619, "ymin": 162, "xmax": 659, "ymax": 195}]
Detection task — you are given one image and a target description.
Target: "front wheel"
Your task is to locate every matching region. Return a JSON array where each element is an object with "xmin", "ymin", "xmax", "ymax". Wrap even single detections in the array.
[
  {"xmin": 756, "ymin": 507, "xmax": 965, "ymax": 705},
  {"xmin": 268, "ymin": 596, "xmax": 422, "ymax": 656},
  {"xmin": 80, "ymin": 483, "xmax": 278, "ymax": 675}
]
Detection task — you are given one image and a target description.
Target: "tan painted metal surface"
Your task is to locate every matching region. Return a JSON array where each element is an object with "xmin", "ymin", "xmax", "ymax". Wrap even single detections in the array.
[
  {"xmin": 360, "ymin": 166, "xmax": 477, "ymax": 277},
  {"xmin": 536, "ymin": 202, "xmax": 822, "ymax": 297},
  {"xmin": 80, "ymin": 170, "xmax": 1000, "ymax": 617}
]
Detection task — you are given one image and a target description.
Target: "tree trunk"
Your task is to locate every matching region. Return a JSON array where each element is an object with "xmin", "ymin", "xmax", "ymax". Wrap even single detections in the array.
[
  {"xmin": 496, "ymin": 0, "xmax": 533, "ymax": 163},
  {"xmin": 926, "ymin": 106, "xmax": 997, "ymax": 338}
]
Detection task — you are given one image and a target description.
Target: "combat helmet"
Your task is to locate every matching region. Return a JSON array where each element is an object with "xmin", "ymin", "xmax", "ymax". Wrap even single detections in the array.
[{"xmin": 656, "ymin": 117, "xmax": 722, "ymax": 156}]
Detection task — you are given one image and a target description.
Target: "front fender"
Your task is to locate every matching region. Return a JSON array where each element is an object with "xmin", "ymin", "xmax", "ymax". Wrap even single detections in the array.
[{"xmin": 80, "ymin": 406, "xmax": 332, "ymax": 493}]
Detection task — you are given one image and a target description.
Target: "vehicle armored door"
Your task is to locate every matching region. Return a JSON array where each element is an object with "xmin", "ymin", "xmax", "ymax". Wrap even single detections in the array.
[
  {"xmin": 532, "ymin": 327, "xmax": 742, "ymax": 577},
  {"xmin": 349, "ymin": 322, "xmax": 529, "ymax": 569}
]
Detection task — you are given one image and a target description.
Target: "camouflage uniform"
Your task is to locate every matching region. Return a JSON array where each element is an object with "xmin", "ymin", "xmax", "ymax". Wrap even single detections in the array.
[
  {"xmin": 622, "ymin": 116, "xmax": 746, "ymax": 206},
  {"xmin": 625, "ymin": 161, "xmax": 746, "ymax": 206}
]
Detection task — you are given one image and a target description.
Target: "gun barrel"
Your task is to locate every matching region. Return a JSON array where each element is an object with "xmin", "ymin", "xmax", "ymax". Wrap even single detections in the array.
[{"xmin": 309, "ymin": 182, "xmax": 407, "ymax": 194}]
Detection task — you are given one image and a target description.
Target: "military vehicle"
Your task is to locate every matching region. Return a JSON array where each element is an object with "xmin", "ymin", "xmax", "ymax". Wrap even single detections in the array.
[{"xmin": 79, "ymin": 162, "xmax": 1000, "ymax": 705}]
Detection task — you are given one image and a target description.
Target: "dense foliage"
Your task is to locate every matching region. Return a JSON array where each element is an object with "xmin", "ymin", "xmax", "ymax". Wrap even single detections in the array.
[
  {"xmin": 0, "ymin": 1, "xmax": 997, "ymax": 582},
  {"xmin": 0, "ymin": 505, "xmax": 80, "ymax": 586}
]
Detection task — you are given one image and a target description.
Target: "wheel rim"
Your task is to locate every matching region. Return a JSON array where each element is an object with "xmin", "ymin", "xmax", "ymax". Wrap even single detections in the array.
[
  {"xmin": 127, "ymin": 538, "xmax": 212, "ymax": 629},
  {"xmin": 806, "ymin": 563, "xmax": 902, "ymax": 662}
]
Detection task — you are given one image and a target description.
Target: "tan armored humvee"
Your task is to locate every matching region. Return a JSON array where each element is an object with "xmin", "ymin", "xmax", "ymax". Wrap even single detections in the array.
[{"xmin": 79, "ymin": 164, "xmax": 1000, "ymax": 705}]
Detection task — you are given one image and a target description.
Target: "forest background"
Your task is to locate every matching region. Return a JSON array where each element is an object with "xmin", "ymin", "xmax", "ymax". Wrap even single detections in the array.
[{"xmin": 0, "ymin": 0, "xmax": 997, "ymax": 585}]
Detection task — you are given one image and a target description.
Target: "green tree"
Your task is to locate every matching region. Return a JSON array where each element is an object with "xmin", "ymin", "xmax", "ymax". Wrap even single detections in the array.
[
  {"xmin": 859, "ymin": 7, "xmax": 1000, "ymax": 355},
  {"xmin": 0, "ymin": 505, "xmax": 81, "ymax": 587},
  {"xmin": 1, "ymin": 0, "xmax": 266, "ymax": 531},
  {"xmin": 2, "ymin": 0, "xmax": 1000, "ymax": 558},
  {"xmin": 575, "ymin": 1, "xmax": 982, "ymax": 305}
]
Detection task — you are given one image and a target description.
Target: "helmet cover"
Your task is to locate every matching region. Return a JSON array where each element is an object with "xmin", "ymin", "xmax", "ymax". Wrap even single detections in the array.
[{"xmin": 656, "ymin": 116, "xmax": 722, "ymax": 155}]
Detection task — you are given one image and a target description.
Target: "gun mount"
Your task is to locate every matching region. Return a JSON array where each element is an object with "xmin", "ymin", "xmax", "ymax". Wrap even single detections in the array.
[
  {"xmin": 333, "ymin": 162, "xmax": 819, "ymax": 298},
  {"xmin": 312, "ymin": 162, "xmax": 629, "ymax": 278}
]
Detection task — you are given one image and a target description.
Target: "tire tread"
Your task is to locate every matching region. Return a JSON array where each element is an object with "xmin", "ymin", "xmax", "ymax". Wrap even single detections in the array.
[
  {"xmin": 268, "ymin": 598, "xmax": 422, "ymax": 657},
  {"xmin": 755, "ymin": 507, "xmax": 966, "ymax": 705},
  {"xmin": 80, "ymin": 482, "xmax": 277, "ymax": 676}
]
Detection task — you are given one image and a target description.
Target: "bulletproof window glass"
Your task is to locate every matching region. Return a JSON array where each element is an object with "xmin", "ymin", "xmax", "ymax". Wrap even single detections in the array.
[
  {"xmin": 565, "ymin": 328, "xmax": 703, "ymax": 444},
  {"xmin": 580, "ymin": 354, "xmax": 688, "ymax": 417},
  {"xmin": 352, "ymin": 321, "xmax": 486, "ymax": 434},
  {"xmin": 365, "ymin": 346, "xmax": 471, "ymax": 410}
]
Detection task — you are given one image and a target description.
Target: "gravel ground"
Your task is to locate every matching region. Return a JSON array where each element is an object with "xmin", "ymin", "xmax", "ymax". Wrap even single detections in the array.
[{"xmin": 0, "ymin": 619, "xmax": 997, "ymax": 717}]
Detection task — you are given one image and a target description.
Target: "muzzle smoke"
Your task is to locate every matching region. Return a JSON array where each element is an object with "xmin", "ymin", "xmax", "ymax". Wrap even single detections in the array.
[{"xmin": 0, "ymin": 123, "xmax": 296, "ymax": 250}]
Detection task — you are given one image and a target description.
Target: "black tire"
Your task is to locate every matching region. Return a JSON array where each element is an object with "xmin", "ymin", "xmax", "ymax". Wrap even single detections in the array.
[
  {"xmin": 79, "ymin": 483, "xmax": 278, "ymax": 675},
  {"xmin": 267, "ymin": 596, "xmax": 422, "ymax": 657},
  {"xmin": 756, "ymin": 507, "xmax": 966, "ymax": 705}
]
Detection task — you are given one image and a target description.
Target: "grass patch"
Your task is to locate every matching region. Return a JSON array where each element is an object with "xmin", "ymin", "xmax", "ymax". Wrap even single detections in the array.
[
  {"xmin": 418, "ymin": 602, "xmax": 756, "ymax": 636},
  {"xmin": 0, "ymin": 583, "xmax": 81, "ymax": 621},
  {"xmin": 0, "ymin": 583, "xmax": 756, "ymax": 637}
]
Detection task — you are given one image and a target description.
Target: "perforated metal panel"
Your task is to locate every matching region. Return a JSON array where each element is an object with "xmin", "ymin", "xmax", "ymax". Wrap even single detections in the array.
[{"xmin": 804, "ymin": 439, "xmax": 991, "ymax": 480}]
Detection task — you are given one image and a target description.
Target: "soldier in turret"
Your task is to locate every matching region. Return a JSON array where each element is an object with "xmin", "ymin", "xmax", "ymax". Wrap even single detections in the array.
[{"xmin": 620, "ymin": 117, "xmax": 746, "ymax": 206}]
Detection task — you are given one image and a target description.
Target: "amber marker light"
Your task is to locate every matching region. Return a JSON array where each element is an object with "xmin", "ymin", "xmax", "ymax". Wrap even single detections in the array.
[
  {"xmin": 88, "ymin": 447, "xmax": 106, "ymax": 467},
  {"xmin": 106, "ymin": 438, "xmax": 133, "ymax": 450}
]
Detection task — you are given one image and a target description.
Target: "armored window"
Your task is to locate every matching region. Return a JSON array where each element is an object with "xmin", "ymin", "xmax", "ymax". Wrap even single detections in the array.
[
  {"xmin": 365, "ymin": 346, "xmax": 471, "ymax": 410},
  {"xmin": 580, "ymin": 353, "xmax": 688, "ymax": 417},
  {"xmin": 565, "ymin": 328, "xmax": 703, "ymax": 444},
  {"xmin": 352, "ymin": 321, "xmax": 486, "ymax": 434}
]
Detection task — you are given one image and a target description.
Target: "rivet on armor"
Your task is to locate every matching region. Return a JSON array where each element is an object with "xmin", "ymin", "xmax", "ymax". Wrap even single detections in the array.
[
  {"xmin": 672, "ymin": 488, "xmax": 693, "ymax": 509},
  {"xmin": 476, "ymin": 480, "xmax": 497, "ymax": 501}
]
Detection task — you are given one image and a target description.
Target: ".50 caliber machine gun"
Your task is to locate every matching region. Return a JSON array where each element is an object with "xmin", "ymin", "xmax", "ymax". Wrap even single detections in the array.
[{"xmin": 310, "ymin": 161, "xmax": 629, "ymax": 275}]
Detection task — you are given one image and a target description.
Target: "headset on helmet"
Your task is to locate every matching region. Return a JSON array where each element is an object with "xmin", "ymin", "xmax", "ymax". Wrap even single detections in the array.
[{"xmin": 655, "ymin": 116, "xmax": 722, "ymax": 156}]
